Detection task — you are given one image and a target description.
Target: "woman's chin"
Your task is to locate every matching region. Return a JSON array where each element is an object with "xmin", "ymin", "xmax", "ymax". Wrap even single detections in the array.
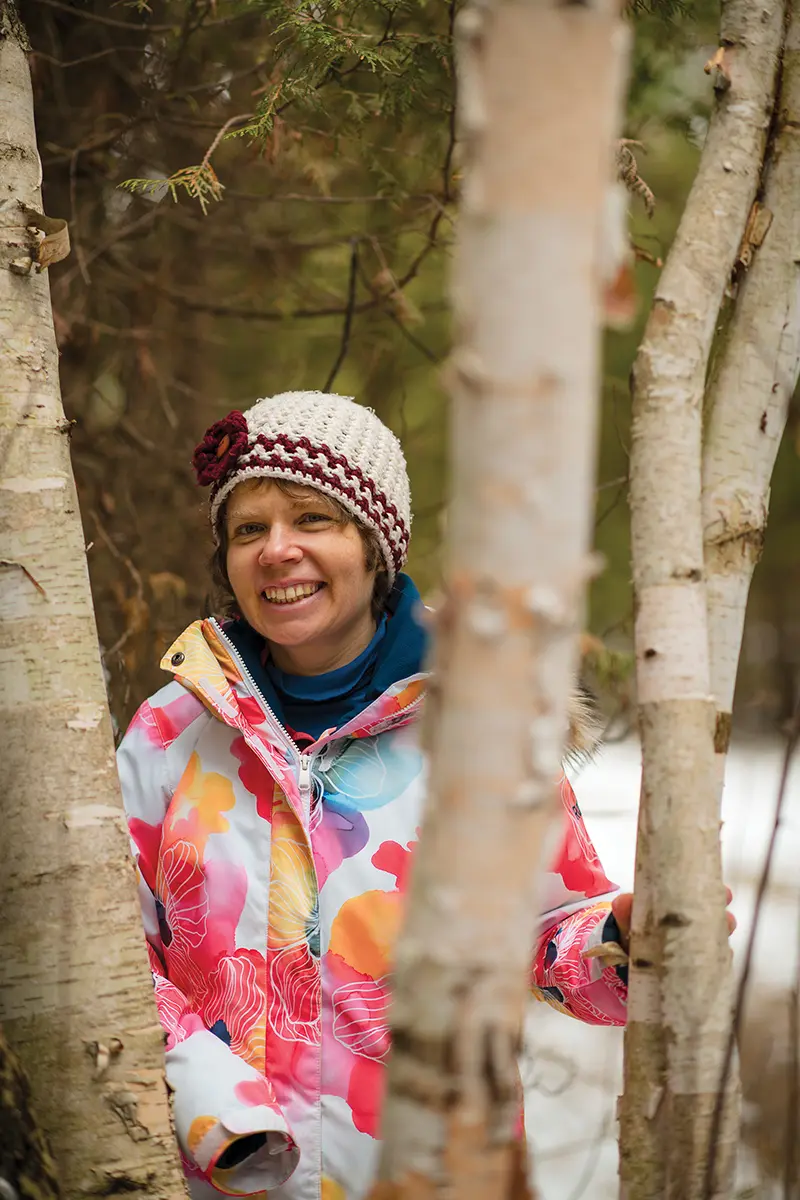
[{"xmin": 248, "ymin": 593, "xmax": 327, "ymax": 645}]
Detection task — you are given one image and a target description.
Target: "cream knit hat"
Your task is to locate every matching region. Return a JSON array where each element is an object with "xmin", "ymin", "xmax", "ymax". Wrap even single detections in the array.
[{"xmin": 192, "ymin": 391, "xmax": 412, "ymax": 583}]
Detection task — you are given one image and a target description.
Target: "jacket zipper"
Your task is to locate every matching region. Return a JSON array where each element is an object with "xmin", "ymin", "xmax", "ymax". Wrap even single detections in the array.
[
  {"xmin": 210, "ymin": 619, "xmax": 314, "ymax": 815},
  {"xmin": 210, "ymin": 619, "xmax": 295, "ymax": 743},
  {"xmin": 297, "ymin": 755, "xmax": 312, "ymax": 820},
  {"xmin": 208, "ymin": 619, "xmax": 423, "ymax": 819}
]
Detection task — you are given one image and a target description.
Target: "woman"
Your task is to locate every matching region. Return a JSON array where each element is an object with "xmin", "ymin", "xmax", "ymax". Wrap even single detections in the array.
[{"xmin": 117, "ymin": 390, "xmax": 630, "ymax": 1200}]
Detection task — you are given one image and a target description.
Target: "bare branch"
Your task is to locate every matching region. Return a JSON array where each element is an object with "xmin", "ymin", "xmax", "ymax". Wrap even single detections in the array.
[
  {"xmin": 28, "ymin": 0, "xmax": 250, "ymax": 34},
  {"xmin": 30, "ymin": 45, "xmax": 146, "ymax": 68},
  {"xmin": 703, "ymin": 701, "xmax": 800, "ymax": 1199},
  {"xmin": 323, "ymin": 240, "xmax": 360, "ymax": 391}
]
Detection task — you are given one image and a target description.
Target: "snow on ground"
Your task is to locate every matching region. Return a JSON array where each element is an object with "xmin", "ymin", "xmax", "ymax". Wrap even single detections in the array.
[{"xmin": 523, "ymin": 737, "xmax": 800, "ymax": 1200}]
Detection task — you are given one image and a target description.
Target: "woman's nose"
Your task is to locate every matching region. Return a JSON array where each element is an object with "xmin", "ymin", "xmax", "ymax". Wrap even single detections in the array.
[{"xmin": 257, "ymin": 525, "xmax": 302, "ymax": 565}]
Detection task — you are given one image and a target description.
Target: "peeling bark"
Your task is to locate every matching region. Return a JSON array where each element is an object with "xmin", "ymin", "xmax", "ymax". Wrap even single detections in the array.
[
  {"xmin": 0, "ymin": 5, "xmax": 184, "ymax": 1195},
  {"xmin": 620, "ymin": 3, "xmax": 787, "ymax": 1198},
  {"xmin": 370, "ymin": 2, "xmax": 629, "ymax": 1197}
]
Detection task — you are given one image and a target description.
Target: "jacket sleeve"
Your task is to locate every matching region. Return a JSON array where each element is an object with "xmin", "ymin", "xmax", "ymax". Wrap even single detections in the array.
[
  {"xmin": 530, "ymin": 774, "xmax": 628, "ymax": 1027},
  {"xmin": 117, "ymin": 699, "xmax": 300, "ymax": 1195}
]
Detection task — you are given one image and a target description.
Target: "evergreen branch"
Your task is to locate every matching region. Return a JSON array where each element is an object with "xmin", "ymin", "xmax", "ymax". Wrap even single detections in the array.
[
  {"xmin": 28, "ymin": 0, "xmax": 252, "ymax": 33},
  {"xmin": 169, "ymin": 58, "xmax": 272, "ymax": 97},
  {"xmin": 119, "ymin": 113, "xmax": 250, "ymax": 213},
  {"xmin": 323, "ymin": 241, "xmax": 360, "ymax": 391},
  {"xmin": 119, "ymin": 165, "xmax": 223, "ymax": 213},
  {"xmin": 203, "ymin": 112, "xmax": 252, "ymax": 166}
]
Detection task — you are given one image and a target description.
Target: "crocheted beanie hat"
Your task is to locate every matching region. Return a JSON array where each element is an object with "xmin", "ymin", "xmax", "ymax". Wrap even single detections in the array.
[{"xmin": 192, "ymin": 390, "xmax": 412, "ymax": 583}]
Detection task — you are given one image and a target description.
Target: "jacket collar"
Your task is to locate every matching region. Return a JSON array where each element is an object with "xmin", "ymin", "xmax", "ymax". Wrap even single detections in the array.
[{"xmin": 161, "ymin": 618, "xmax": 426, "ymax": 752}]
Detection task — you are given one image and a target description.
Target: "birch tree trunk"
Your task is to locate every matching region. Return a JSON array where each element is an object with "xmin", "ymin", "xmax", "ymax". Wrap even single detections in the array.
[
  {"xmin": 369, "ymin": 3, "xmax": 629, "ymax": 1197},
  {"xmin": 0, "ymin": 6, "xmax": 184, "ymax": 1195},
  {"xmin": 702, "ymin": 0, "xmax": 800, "ymax": 773},
  {"xmin": 620, "ymin": 3, "xmax": 786, "ymax": 1198}
]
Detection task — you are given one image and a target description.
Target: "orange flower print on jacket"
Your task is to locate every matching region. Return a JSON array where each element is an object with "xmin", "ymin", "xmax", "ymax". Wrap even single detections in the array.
[
  {"xmin": 268, "ymin": 800, "xmax": 321, "ymax": 1046},
  {"xmin": 166, "ymin": 751, "xmax": 235, "ymax": 854},
  {"xmin": 321, "ymin": 887, "xmax": 405, "ymax": 1136}
]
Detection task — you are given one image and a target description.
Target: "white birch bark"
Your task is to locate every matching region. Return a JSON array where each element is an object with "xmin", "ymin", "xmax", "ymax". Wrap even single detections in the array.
[
  {"xmin": 620, "ymin": 2, "xmax": 786, "ymax": 1198},
  {"xmin": 702, "ymin": 1, "xmax": 800, "ymax": 771},
  {"xmin": 369, "ymin": 3, "xmax": 629, "ymax": 1197},
  {"xmin": 0, "ymin": 6, "xmax": 184, "ymax": 1195}
]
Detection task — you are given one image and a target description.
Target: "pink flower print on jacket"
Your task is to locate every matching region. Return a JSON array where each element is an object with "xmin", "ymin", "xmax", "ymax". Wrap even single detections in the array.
[
  {"xmin": 231, "ymin": 734, "xmax": 276, "ymax": 821},
  {"xmin": 202, "ymin": 948, "xmax": 268, "ymax": 1068},
  {"xmin": 371, "ymin": 838, "xmax": 415, "ymax": 893},
  {"xmin": 553, "ymin": 775, "xmax": 615, "ymax": 898},
  {"xmin": 157, "ymin": 839, "xmax": 209, "ymax": 950},
  {"xmin": 332, "ymin": 977, "xmax": 391, "ymax": 1063},
  {"xmin": 126, "ymin": 687, "xmax": 204, "ymax": 749}
]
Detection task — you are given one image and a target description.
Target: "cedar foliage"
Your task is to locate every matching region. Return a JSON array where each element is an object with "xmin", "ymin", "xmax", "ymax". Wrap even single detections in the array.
[{"xmin": 18, "ymin": 0, "xmax": 799, "ymax": 735}]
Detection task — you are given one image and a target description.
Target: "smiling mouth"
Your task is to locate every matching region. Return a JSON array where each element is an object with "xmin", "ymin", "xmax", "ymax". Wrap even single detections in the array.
[{"xmin": 263, "ymin": 582, "xmax": 325, "ymax": 605}]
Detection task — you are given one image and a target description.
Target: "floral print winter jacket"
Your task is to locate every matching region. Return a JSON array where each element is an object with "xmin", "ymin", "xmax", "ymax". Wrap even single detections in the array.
[{"xmin": 117, "ymin": 617, "xmax": 627, "ymax": 1200}]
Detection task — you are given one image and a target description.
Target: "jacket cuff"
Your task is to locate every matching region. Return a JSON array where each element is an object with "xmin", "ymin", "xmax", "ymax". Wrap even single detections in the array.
[
  {"xmin": 599, "ymin": 911, "xmax": 629, "ymax": 986},
  {"xmin": 166, "ymin": 1030, "xmax": 299, "ymax": 1194}
]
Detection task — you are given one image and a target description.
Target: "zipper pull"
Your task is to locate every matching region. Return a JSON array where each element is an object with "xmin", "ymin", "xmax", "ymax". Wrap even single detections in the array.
[
  {"xmin": 298, "ymin": 755, "xmax": 311, "ymax": 797},
  {"xmin": 297, "ymin": 755, "xmax": 314, "ymax": 824}
]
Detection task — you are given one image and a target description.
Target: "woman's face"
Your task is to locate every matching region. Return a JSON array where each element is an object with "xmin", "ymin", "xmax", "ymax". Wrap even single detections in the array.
[{"xmin": 224, "ymin": 479, "xmax": 378, "ymax": 676}]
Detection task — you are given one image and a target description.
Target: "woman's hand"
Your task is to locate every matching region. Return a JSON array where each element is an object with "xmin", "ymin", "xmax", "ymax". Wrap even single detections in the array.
[{"xmin": 611, "ymin": 887, "xmax": 737, "ymax": 955}]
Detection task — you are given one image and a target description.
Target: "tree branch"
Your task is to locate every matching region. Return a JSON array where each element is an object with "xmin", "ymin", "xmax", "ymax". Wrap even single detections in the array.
[
  {"xmin": 703, "ymin": 700, "xmax": 800, "ymax": 1199},
  {"xmin": 323, "ymin": 240, "xmax": 360, "ymax": 391},
  {"xmin": 28, "ymin": 0, "xmax": 250, "ymax": 34}
]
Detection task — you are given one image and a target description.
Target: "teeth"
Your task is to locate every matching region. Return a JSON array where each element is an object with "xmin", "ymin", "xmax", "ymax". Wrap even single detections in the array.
[{"xmin": 264, "ymin": 582, "xmax": 322, "ymax": 604}]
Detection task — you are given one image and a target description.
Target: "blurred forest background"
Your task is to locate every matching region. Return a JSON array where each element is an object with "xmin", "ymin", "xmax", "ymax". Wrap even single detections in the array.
[{"xmin": 20, "ymin": 0, "xmax": 800, "ymax": 735}]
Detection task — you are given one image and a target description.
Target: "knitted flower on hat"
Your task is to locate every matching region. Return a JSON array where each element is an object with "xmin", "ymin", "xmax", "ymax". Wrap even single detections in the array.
[{"xmin": 192, "ymin": 391, "xmax": 412, "ymax": 583}]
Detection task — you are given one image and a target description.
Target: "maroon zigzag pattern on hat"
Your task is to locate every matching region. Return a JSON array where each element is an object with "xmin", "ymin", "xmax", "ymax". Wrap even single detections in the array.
[{"xmin": 213, "ymin": 432, "xmax": 410, "ymax": 573}]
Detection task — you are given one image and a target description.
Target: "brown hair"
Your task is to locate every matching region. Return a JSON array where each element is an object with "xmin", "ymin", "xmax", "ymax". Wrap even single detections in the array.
[{"xmin": 211, "ymin": 478, "xmax": 392, "ymax": 622}]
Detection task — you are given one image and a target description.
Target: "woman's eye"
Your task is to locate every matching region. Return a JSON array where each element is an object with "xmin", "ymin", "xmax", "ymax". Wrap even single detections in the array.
[
  {"xmin": 299, "ymin": 512, "xmax": 331, "ymax": 526},
  {"xmin": 235, "ymin": 523, "xmax": 264, "ymax": 537}
]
